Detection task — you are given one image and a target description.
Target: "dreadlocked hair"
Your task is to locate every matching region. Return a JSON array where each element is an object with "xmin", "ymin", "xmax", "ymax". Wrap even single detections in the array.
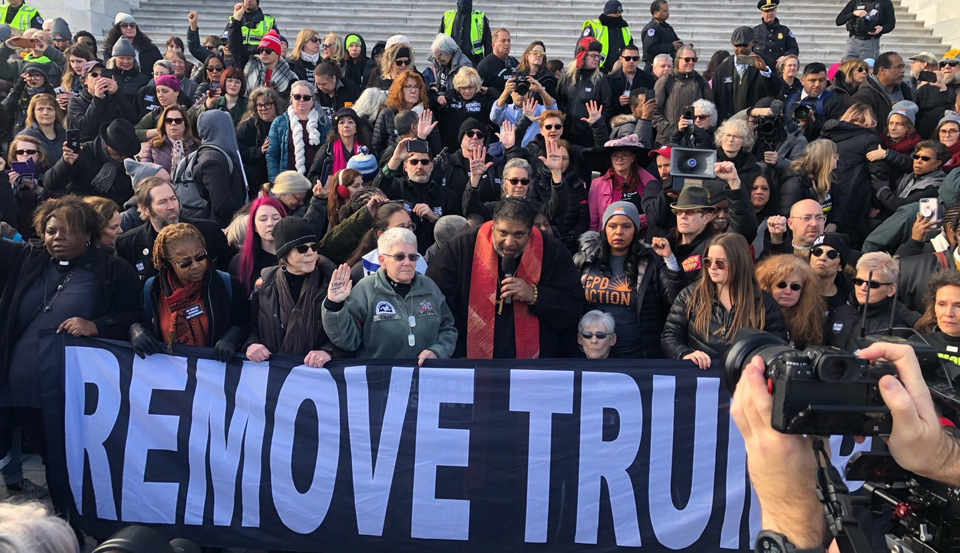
[{"xmin": 152, "ymin": 223, "xmax": 207, "ymax": 270}]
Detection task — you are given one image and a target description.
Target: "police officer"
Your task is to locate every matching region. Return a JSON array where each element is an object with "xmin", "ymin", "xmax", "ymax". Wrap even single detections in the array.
[
  {"xmin": 753, "ymin": 0, "xmax": 799, "ymax": 69},
  {"xmin": 580, "ymin": 0, "xmax": 634, "ymax": 74},
  {"xmin": 0, "ymin": 0, "xmax": 41, "ymax": 32},
  {"xmin": 440, "ymin": 0, "xmax": 491, "ymax": 66},
  {"xmin": 640, "ymin": 0, "xmax": 681, "ymax": 74},
  {"xmin": 227, "ymin": 0, "xmax": 278, "ymax": 54}
]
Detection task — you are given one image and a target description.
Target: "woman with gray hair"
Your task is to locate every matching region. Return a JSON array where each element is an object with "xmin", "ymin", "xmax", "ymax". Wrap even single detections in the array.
[
  {"xmin": 714, "ymin": 118, "xmax": 760, "ymax": 184},
  {"xmin": 0, "ymin": 501, "xmax": 79, "ymax": 553},
  {"xmin": 323, "ymin": 227, "xmax": 457, "ymax": 364},
  {"xmin": 669, "ymin": 98, "xmax": 717, "ymax": 149},
  {"xmin": 578, "ymin": 310, "xmax": 616, "ymax": 359},
  {"xmin": 463, "ymin": 156, "xmax": 566, "ymax": 224},
  {"xmin": 425, "ymin": 34, "xmax": 473, "ymax": 103}
]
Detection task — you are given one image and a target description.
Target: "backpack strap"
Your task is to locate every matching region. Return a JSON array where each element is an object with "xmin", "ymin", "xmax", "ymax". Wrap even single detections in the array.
[
  {"xmin": 216, "ymin": 270, "xmax": 233, "ymax": 303},
  {"xmin": 143, "ymin": 276, "xmax": 156, "ymax": 326},
  {"xmin": 935, "ymin": 251, "xmax": 949, "ymax": 270}
]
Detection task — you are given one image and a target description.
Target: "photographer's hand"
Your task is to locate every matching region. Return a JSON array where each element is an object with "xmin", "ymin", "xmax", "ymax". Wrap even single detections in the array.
[
  {"xmin": 858, "ymin": 342, "xmax": 960, "ymax": 487},
  {"xmin": 731, "ymin": 356, "xmax": 824, "ymax": 549}
]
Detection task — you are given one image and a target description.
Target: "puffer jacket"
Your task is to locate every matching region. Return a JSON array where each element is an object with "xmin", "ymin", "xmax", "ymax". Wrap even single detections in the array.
[
  {"xmin": 874, "ymin": 169, "xmax": 945, "ymax": 214},
  {"xmin": 661, "ymin": 284, "xmax": 787, "ymax": 359},
  {"xmin": 577, "ymin": 231, "xmax": 682, "ymax": 358},
  {"xmin": 826, "ymin": 293, "xmax": 921, "ymax": 352}
]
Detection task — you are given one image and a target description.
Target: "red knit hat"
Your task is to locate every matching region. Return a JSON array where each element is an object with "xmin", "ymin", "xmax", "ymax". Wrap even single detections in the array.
[{"xmin": 259, "ymin": 30, "xmax": 282, "ymax": 56}]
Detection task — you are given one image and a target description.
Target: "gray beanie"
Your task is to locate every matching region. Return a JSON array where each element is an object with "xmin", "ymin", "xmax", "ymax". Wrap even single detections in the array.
[
  {"xmin": 114, "ymin": 12, "xmax": 136, "ymax": 26},
  {"xmin": 112, "ymin": 37, "xmax": 136, "ymax": 58},
  {"xmin": 939, "ymin": 110, "xmax": 960, "ymax": 128},
  {"xmin": 888, "ymin": 100, "xmax": 919, "ymax": 125},
  {"xmin": 601, "ymin": 201, "xmax": 641, "ymax": 231},
  {"xmin": 50, "ymin": 18, "xmax": 71, "ymax": 41},
  {"xmin": 124, "ymin": 159, "xmax": 164, "ymax": 187}
]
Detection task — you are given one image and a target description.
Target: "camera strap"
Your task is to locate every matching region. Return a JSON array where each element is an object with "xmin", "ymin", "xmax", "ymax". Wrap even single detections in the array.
[{"xmin": 812, "ymin": 439, "xmax": 873, "ymax": 553}]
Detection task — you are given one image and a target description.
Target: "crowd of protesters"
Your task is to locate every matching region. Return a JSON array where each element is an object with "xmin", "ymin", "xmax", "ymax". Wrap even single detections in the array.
[{"xmin": 0, "ymin": 0, "xmax": 959, "ymax": 547}]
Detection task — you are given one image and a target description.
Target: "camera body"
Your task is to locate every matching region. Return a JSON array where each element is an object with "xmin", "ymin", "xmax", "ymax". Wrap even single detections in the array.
[
  {"xmin": 792, "ymin": 104, "xmax": 812, "ymax": 124},
  {"xmin": 755, "ymin": 114, "xmax": 781, "ymax": 152},
  {"xmin": 510, "ymin": 70, "xmax": 530, "ymax": 96}
]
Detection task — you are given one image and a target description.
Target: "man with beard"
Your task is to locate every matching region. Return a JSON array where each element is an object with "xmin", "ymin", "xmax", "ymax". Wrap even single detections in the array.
[
  {"xmin": 809, "ymin": 232, "xmax": 853, "ymax": 324},
  {"xmin": 426, "ymin": 197, "xmax": 583, "ymax": 358},
  {"xmin": 374, "ymin": 139, "xmax": 462, "ymax": 254},
  {"xmin": 115, "ymin": 176, "xmax": 232, "ymax": 282},
  {"xmin": 914, "ymin": 57, "xmax": 960, "ymax": 139},
  {"xmin": 762, "ymin": 199, "xmax": 825, "ymax": 259}
]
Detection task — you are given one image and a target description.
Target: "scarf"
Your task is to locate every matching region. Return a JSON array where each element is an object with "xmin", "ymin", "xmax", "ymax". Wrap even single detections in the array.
[
  {"xmin": 300, "ymin": 50, "xmax": 320, "ymax": 64},
  {"xmin": 882, "ymin": 131, "xmax": 920, "ymax": 154},
  {"xmin": 945, "ymin": 141, "xmax": 960, "ymax": 173},
  {"xmin": 171, "ymin": 138, "xmax": 186, "ymax": 173},
  {"xmin": 331, "ymin": 138, "xmax": 361, "ymax": 175},
  {"xmin": 159, "ymin": 268, "xmax": 208, "ymax": 350},
  {"xmin": 271, "ymin": 267, "xmax": 321, "ymax": 355},
  {"xmin": 288, "ymin": 105, "xmax": 322, "ymax": 174},
  {"xmin": 90, "ymin": 137, "xmax": 122, "ymax": 193},
  {"xmin": 467, "ymin": 221, "xmax": 543, "ymax": 359}
]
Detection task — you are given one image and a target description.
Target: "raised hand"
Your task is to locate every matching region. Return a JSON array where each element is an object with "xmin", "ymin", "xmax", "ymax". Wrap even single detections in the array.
[
  {"xmin": 187, "ymin": 11, "xmax": 199, "ymax": 29},
  {"xmin": 496, "ymin": 120, "xmax": 516, "ymax": 150},
  {"xmin": 522, "ymin": 96, "xmax": 538, "ymax": 120},
  {"xmin": 581, "ymin": 100, "xmax": 602, "ymax": 125},
  {"xmin": 327, "ymin": 263, "xmax": 353, "ymax": 303},
  {"xmin": 537, "ymin": 140, "xmax": 564, "ymax": 177},
  {"xmin": 467, "ymin": 145, "xmax": 493, "ymax": 188},
  {"xmin": 233, "ymin": 2, "xmax": 245, "ymax": 20},
  {"xmin": 650, "ymin": 236, "xmax": 672, "ymax": 258},
  {"xmin": 417, "ymin": 109, "xmax": 438, "ymax": 139},
  {"xmin": 714, "ymin": 161, "xmax": 741, "ymax": 188}
]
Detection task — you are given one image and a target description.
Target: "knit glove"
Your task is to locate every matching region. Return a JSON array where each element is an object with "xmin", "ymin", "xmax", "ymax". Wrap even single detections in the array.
[{"xmin": 129, "ymin": 323, "xmax": 163, "ymax": 359}]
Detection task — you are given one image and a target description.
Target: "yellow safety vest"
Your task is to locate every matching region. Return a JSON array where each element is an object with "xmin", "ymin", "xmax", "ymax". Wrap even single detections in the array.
[
  {"xmin": 442, "ymin": 9, "xmax": 485, "ymax": 57},
  {"xmin": 228, "ymin": 14, "xmax": 275, "ymax": 47},
  {"xmin": 0, "ymin": 4, "xmax": 39, "ymax": 32},
  {"xmin": 581, "ymin": 19, "xmax": 632, "ymax": 66}
]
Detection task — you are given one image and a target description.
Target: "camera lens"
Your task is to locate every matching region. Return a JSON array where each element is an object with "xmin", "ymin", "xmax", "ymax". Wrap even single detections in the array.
[{"xmin": 720, "ymin": 329, "xmax": 793, "ymax": 394}]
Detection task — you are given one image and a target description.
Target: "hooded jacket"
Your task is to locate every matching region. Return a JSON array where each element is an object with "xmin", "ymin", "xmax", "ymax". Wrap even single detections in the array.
[
  {"xmin": 195, "ymin": 110, "xmax": 247, "ymax": 226},
  {"xmin": 872, "ymin": 169, "xmax": 946, "ymax": 213},
  {"xmin": 341, "ymin": 34, "xmax": 377, "ymax": 88}
]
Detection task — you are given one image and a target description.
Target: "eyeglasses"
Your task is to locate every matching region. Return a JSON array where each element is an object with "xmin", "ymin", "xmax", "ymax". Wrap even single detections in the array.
[
  {"xmin": 580, "ymin": 331, "xmax": 611, "ymax": 340},
  {"xmin": 464, "ymin": 129, "xmax": 485, "ymax": 139},
  {"xmin": 853, "ymin": 278, "xmax": 893, "ymax": 289},
  {"xmin": 14, "ymin": 148, "xmax": 37, "ymax": 156},
  {"xmin": 293, "ymin": 243, "xmax": 321, "ymax": 255},
  {"xmin": 703, "ymin": 257, "xmax": 726, "ymax": 270},
  {"xmin": 402, "ymin": 84, "xmax": 420, "ymax": 91},
  {"xmin": 790, "ymin": 214, "xmax": 826, "ymax": 223},
  {"xmin": 621, "ymin": 56, "xmax": 639, "ymax": 62},
  {"xmin": 291, "ymin": 94, "xmax": 312, "ymax": 101},
  {"xmin": 308, "ymin": 36, "xmax": 320, "ymax": 43},
  {"xmin": 723, "ymin": 133, "xmax": 745, "ymax": 141},
  {"xmin": 175, "ymin": 251, "xmax": 208, "ymax": 269},
  {"xmin": 679, "ymin": 56, "xmax": 698, "ymax": 63},
  {"xmin": 585, "ymin": 53, "xmax": 602, "ymax": 60},
  {"xmin": 913, "ymin": 154, "xmax": 934, "ymax": 161},
  {"xmin": 395, "ymin": 59, "xmax": 411, "ymax": 67},
  {"xmin": 386, "ymin": 252, "xmax": 418, "ymax": 262},
  {"xmin": 206, "ymin": 66, "xmax": 224, "ymax": 72},
  {"xmin": 940, "ymin": 61, "xmax": 960, "ymax": 68},
  {"xmin": 693, "ymin": 114, "xmax": 711, "ymax": 121},
  {"xmin": 506, "ymin": 177, "xmax": 530, "ymax": 185},
  {"xmin": 407, "ymin": 158, "xmax": 431, "ymax": 166},
  {"xmin": 395, "ymin": 222, "xmax": 417, "ymax": 231},
  {"xmin": 776, "ymin": 281, "xmax": 803, "ymax": 291},
  {"xmin": 542, "ymin": 123, "xmax": 562, "ymax": 131},
  {"xmin": 165, "ymin": 117, "xmax": 185, "ymax": 125},
  {"xmin": 941, "ymin": 128, "xmax": 960, "ymax": 136},
  {"xmin": 119, "ymin": 22, "xmax": 137, "ymax": 29},
  {"xmin": 256, "ymin": 102, "xmax": 275, "ymax": 109},
  {"xmin": 611, "ymin": 152, "xmax": 635, "ymax": 161},
  {"xmin": 811, "ymin": 247, "xmax": 840, "ymax": 260}
]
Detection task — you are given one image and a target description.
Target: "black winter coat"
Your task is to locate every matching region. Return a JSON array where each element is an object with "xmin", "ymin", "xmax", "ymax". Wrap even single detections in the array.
[
  {"xmin": 44, "ymin": 138, "xmax": 134, "ymax": 207},
  {"xmin": 826, "ymin": 293, "xmax": 920, "ymax": 352},
  {"xmin": 898, "ymin": 249, "xmax": 954, "ymax": 314},
  {"xmin": 0, "ymin": 241, "xmax": 141, "ymax": 385},
  {"xmin": 315, "ymin": 78, "xmax": 362, "ymax": 116},
  {"xmin": 601, "ymin": 68, "xmax": 657, "ymax": 119},
  {"xmin": 435, "ymin": 90, "xmax": 496, "ymax": 150},
  {"xmin": 661, "ymin": 285, "xmax": 787, "ymax": 359},
  {"xmin": 195, "ymin": 145, "xmax": 248, "ymax": 227},
  {"xmin": 66, "ymin": 89, "xmax": 137, "ymax": 142},
  {"xmin": 115, "ymin": 217, "xmax": 233, "ymax": 283},
  {"xmin": 557, "ymin": 71, "xmax": 613, "ymax": 147},
  {"xmin": 372, "ymin": 170, "xmax": 462, "ymax": 253},
  {"xmin": 142, "ymin": 269, "xmax": 249, "ymax": 348},
  {"xmin": 836, "ymin": 0, "xmax": 896, "ymax": 38},
  {"xmin": 236, "ymin": 117, "xmax": 272, "ymax": 198},
  {"xmin": 711, "ymin": 57, "xmax": 781, "ymax": 123},
  {"xmin": 777, "ymin": 170, "xmax": 835, "ymax": 223},
  {"xmin": 370, "ymin": 106, "xmax": 443, "ymax": 161},
  {"xmin": 850, "ymin": 77, "xmax": 912, "ymax": 134},
  {"xmin": 913, "ymin": 83, "xmax": 960, "ymax": 140}
]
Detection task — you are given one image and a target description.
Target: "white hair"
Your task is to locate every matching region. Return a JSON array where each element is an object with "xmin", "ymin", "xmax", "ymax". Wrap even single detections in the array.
[
  {"xmin": 353, "ymin": 87, "xmax": 387, "ymax": 125},
  {"xmin": 0, "ymin": 502, "xmax": 79, "ymax": 553},
  {"xmin": 503, "ymin": 158, "xmax": 532, "ymax": 179},
  {"xmin": 378, "ymin": 226, "xmax": 418, "ymax": 254},
  {"xmin": 857, "ymin": 251, "xmax": 900, "ymax": 284},
  {"xmin": 653, "ymin": 53, "xmax": 672, "ymax": 66},
  {"xmin": 692, "ymin": 99, "xmax": 718, "ymax": 127},
  {"xmin": 430, "ymin": 33, "xmax": 459, "ymax": 58},
  {"xmin": 578, "ymin": 310, "xmax": 615, "ymax": 334}
]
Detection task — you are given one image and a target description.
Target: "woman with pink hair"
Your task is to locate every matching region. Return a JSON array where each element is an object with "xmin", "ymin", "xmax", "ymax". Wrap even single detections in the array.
[{"xmin": 229, "ymin": 196, "xmax": 288, "ymax": 296}]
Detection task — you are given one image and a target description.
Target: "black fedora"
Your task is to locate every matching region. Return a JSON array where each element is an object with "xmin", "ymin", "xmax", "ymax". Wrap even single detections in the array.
[
  {"xmin": 99, "ymin": 119, "xmax": 140, "ymax": 158},
  {"xmin": 670, "ymin": 185, "xmax": 715, "ymax": 211}
]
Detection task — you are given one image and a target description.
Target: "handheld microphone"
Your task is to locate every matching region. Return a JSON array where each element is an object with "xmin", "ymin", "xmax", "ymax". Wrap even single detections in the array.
[
  {"xmin": 501, "ymin": 253, "xmax": 517, "ymax": 305},
  {"xmin": 770, "ymin": 99, "xmax": 784, "ymax": 118}
]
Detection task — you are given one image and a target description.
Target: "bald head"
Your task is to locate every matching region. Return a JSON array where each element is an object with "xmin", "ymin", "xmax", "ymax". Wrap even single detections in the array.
[{"xmin": 788, "ymin": 200, "xmax": 826, "ymax": 247}]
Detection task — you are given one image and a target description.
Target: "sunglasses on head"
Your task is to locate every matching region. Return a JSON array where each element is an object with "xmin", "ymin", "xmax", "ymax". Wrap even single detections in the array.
[
  {"xmin": 407, "ymin": 158, "xmax": 431, "ymax": 166},
  {"xmin": 464, "ymin": 129, "xmax": 485, "ymax": 139},
  {"xmin": 853, "ymin": 277, "xmax": 892, "ymax": 289},
  {"xmin": 913, "ymin": 154, "xmax": 934, "ymax": 161},
  {"xmin": 580, "ymin": 331, "xmax": 611, "ymax": 340},
  {"xmin": 395, "ymin": 58, "xmax": 411, "ymax": 66},
  {"xmin": 506, "ymin": 177, "xmax": 530, "ymax": 186},
  {"xmin": 776, "ymin": 281, "xmax": 803, "ymax": 291},
  {"xmin": 175, "ymin": 251, "xmax": 208, "ymax": 269},
  {"xmin": 165, "ymin": 117, "xmax": 185, "ymax": 125},
  {"xmin": 387, "ymin": 252, "xmax": 418, "ymax": 262},
  {"xmin": 291, "ymin": 93, "xmax": 312, "ymax": 101},
  {"xmin": 811, "ymin": 247, "xmax": 839, "ymax": 259},
  {"xmin": 119, "ymin": 22, "xmax": 137, "ymax": 29},
  {"xmin": 703, "ymin": 257, "xmax": 726, "ymax": 269},
  {"xmin": 542, "ymin": 123, "xmax": 562, "ymax": 131},
  {"xmin": 941, "ymin": 61, "xmax": 960, "ymax": 68},
  {"xmin": 294, "ymin": 243, "xmax": 321, "ymax": 255},
  {"xmin": 14, "ymin": 148, "xmax": 37, "ymax": 156},
  {"xmin": 621, "ymin": 55, "xmax": 639, "ymax": 62}
]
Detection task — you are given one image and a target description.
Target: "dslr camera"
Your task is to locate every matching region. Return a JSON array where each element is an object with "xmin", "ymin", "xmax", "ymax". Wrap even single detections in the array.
[{"xmin": 509, "ymin": 70, "xmax": 530, "ymax": 96}]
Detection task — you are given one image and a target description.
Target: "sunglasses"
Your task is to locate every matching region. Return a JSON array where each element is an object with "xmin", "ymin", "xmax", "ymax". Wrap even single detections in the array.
[
  {"xmin": 543, "ymin": 123, "xmax": 562, "ymax": 131},
  {"xmin": 322, "ymin": 43, "xmax": 333, "ymax": 48},
  {"xmin": 308, "ymin": 36, "xmax": 320, "ymax": 43},
  {"xmin": 175, "ymin": 251, "xmax": 208, "ymax": 269},
  {"xmin": 621, "ymin": 56, "xmax": 639, "ymax": 62},
  {"xmin": 88, "ymin": 71, "xmax": 102, "ymax": 78},
  {"xmin": 776, "ymin": 281, "xmax": 803, "ymax": 291},
  {"xmin": 580, "ymin": 331, "xmax": 611, "ymax": 340},
  {"xmin": 407, "ymin": 158, "xmax": 431, "ymax": 166},
  {"xmin": 464, "ymin": 130, "xmax": 485, "ymax": 139},
  {"xmin": 855, "ymin": 66, "xmax": 867, "ymax": 73},
  {"xmin": 14, "ymin": 148, "xmax": 37, "ymax": 156},
  {"xmin": 811, "ymin": 247, "xmax": 840, "ymax": 260},
  {"xmin": 693, "ymin": 114, "xmax": 711, "ymax": 121},
  {"xmin": 256, "ymin": 102, "xmax": 275, "ymax": 109},
  {"xmin": 165, "ymin": 117, "xmax": 185, "ymax": 125},
  {"xmin": 703, "ymin": 257, "xmax": 726, "ymax": 270},
  {"xmin": 294, "ymin": 243, "xmax": 321, "ymax": 255},
  {"xmin": 395, "ymin": 59, "xmax": 411, "ymax": 66},
  {"xmin": 733, "ymin": 44, "xmax": 750, "ymax": 49},
  {"xmin": 913, "ymin": 154, "xmax": 934, "ymax": 161},
  {"xmin": 679, "ymin": 56, "xmax": 698, "ymax": 63},
  {"xmin": 853, "ymin": 278, "xmax": 893, "ymax": 289},
  {"xmin": 506, "ymin": 178, "xmax": 530, "ymax": 186},
  {"xmin": 119, "ymin": 22, "xmax": 137, "ymax": 29},
  {"xmin": 291, "ymin": 93, "xmax": 312, "ymax": 101},
  {"xmin": 386, "ymin": 253, "xmax": 418, "ymax": 262},
  {"xmin": 258, "ymin": 49, "xmax": 275, "ymax": 55},
  {"xmin": 206, "ymin": 65, "xmax": 224, "ymax": 72},
  {"xmin": 940, "ymin": 61, "xmax": 960, "ymax": 68}
]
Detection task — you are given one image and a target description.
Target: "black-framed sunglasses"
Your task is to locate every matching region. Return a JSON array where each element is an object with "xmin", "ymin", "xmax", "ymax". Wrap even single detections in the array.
[
  {"xmin": 853, "ymin": 278, "xmax": 893, "ymax": 289},
  {"xmin": 811, "ymin": 247, "xmax": 839, "ymax": 260},
  {"xmin": 258, "ymin": 48, "xmax": 275, "ymax": 55},
  {"xmin": 621, "ymin": 55, "xmax": 639, "ymax": 62},
  {"xmin": 291, "ymin": 93, "xmax": 312, "ymax": 101},
  {"xmin": 703, "ymin": 257, "xmax": 726, "ymax": 269},
  {"xmin": 386, "ymin": 253, "xmax": 418, "ymax": 263},
  {"xmin": 464, "ymin": 129, "xmax": 485, "ymax": 139},
  {"xmin": 164, "ymin": 117, "xmax": 185, "ymax": 125},
  {"xmin": 308, "ymin": 36, "xmax": 321, "ymax": 43},
  {"xmin": 294, "ymin": 243, "xmax": 321, "ymax": 255},
  {"xmin": 693, "ymin": 114, "xmax": 711, "ymax": 121},
  {"xmin": 407, "ymin": 158, "xmax": 431, "ymax": 166},
  {"xmin": 940, "ymin": 61, "xmax": 960, "ymax": 68},
  {"xmin": 206, "ymin": 65, "xmax": 224, "ymax": 72},
  {"xmin": 395, "ymin": 58, "xmax": 411, "ymax": 67},
  {"xmin": 14, "ymin": 148, "xmax": 37, "ymax": 156},
  {"xmin": 506, "ymin": 177, "xmax": 530, "ymax": 185},
  {"xmin": 175, "ymin": 251, "xmax": 208, "ymax": 269},
  {"xmin": 580, "ymin": 331, "xmax": 611, "ymax": 340},
  {"xmin": 542, "ymin": 123, "xmax": 562, "ymax": 131},
  {"xmin": 913, "ymin": 154, "xmax": 934, "ymax": 162},
  {"xmin": 776, "ymin": 281, "xmax": 802, "ymax": 291}
]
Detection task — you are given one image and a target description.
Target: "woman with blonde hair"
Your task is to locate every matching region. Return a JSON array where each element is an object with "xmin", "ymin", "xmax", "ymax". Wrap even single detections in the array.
[
  {"xmin": 756, "ymin": 254, "xmax": 826, "ymax": 348},
  {"xmin": 370, "ymin": 42, "xmax": 416, "ymax": 91},
  {"xmin": 17, "ymin": 93, "xmax": 65, "ymax": 162},
  {"xmin": 321, "ymin": 32, "xmax": 345, "ymax": 65},
  {"xmin": 288, "ymin": 28, "xmax": 322, "ymax": 82},
  {"xmin": 371, "ymin": 70, "xmax": 440, "ymax": 159},
  {"xmin": 829, "ymin": 58, "xmax": 869, "ymax": 104},
  {"xmin": 59, "ymin": 43, "xmax": 96, "ymax": 108},
  {"xmin": 778, "ymin": 138, "xmax": 837, "ymax": 221}
]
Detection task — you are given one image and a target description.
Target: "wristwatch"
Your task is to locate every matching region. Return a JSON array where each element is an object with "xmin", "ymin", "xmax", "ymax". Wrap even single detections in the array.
[{"xmin": 755, "ymin": 531, "xmax": 825, "ymax": 553}]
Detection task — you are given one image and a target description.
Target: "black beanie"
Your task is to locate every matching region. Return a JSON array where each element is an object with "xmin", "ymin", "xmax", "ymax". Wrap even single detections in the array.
[
  {"xmin": 273, "ymin": 217, "xmax": 318, "ymax": 259},
  {"xmin": 812, "ymin": 233, "xmax": 851, "ymax": 267},
  {"xmin": 458, "ymin": 117, "xmax": 484, "ymax": 143}
]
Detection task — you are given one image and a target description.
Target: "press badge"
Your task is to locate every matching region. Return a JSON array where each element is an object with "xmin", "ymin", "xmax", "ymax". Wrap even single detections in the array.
[{"xmin": 185, "ymin": 304, "xmax": 204, "ymax": 320}]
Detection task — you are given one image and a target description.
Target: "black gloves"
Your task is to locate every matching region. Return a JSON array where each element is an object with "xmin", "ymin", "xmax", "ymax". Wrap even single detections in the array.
[
  {"xmin": 212, "ymin": 326, "xmax": 244, "ymax": 362},
  {"xmin": 129, "ymin": 323, "xmax": 163, "ymax": 359}
]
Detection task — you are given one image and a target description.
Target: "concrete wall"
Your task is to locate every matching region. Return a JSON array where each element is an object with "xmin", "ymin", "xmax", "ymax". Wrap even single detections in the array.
[
  {"xmin": 31, "ymin": 0, "xmax": 139, "ymax": 40},
  {"xmin": 900, "ymin": 0, "xmax": 960, "ymax": 51}
]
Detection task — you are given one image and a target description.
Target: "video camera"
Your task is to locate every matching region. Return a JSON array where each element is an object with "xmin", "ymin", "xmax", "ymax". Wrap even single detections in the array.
[
  {"xmin": 754, "ymin": 99, "xmax": 784, "ymax": 153},
  {"xmin": 92, "ymin": 526, "xmax": 199, "ymax": 553}
]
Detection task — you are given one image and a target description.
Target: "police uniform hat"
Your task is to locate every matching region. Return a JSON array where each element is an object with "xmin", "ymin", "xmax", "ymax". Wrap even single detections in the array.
[{"xmin": 757, "ymin": 0, "xmax": 779, "ymax": 11}]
